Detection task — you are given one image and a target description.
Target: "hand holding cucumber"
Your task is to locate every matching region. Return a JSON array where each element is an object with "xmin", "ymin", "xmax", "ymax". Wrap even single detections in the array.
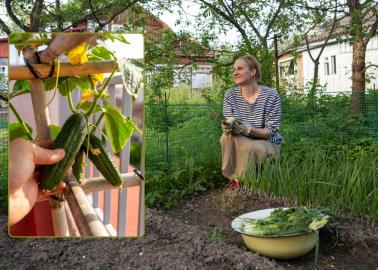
[{"xmin": 9, "ymin": 139, "xmax": 67, "ymax": 226}]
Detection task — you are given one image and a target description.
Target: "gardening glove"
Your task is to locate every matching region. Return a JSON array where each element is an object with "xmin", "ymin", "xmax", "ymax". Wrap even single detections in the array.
[
  {"xmin": 221, "ymin": 117, "xmax": 236, "ymax": 135},
  {"xmin": 233, "ymin": 120, "xmax": 252, "ymax": 136}
]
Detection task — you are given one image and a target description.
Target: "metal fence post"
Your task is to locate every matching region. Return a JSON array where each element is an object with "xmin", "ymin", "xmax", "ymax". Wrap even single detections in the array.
[{"xmin": 164, "ymin": 92, "xmax": 169, "ymax": 166}]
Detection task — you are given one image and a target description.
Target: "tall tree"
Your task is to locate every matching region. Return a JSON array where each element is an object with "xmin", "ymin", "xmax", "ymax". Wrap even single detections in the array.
[
  {"xmin": 193, "ymin": 0, "xmax": 301, "ymax": 87},
  {"xmin": 346, "ymin": 0, "xmax": 378, "ymax": 114},
  {"xmin": 302, "ymin": 0, "xmax": 342, "ymax": 95}
]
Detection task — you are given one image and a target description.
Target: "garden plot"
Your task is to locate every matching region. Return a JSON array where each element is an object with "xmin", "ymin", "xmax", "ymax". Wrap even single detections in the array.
[
  {"xmin": 1, "ymin": 189, "xmax": 377, "ymax": 270},
  {"xmin": 164, "ymin": 189, "xmax": 378, "ymax": 270},
  {"xmin": 0, "ymin": 212, "xmax": 280, "ymax": 270}
]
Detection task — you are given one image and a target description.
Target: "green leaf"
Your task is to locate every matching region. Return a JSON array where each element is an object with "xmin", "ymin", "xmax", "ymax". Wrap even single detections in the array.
[
  {"xmin": 76, "ymin": 101, "xmax": 103, "ymax": 114},
  {"xmin": 309, "ymin": 215, "xmax": 329, "ymax": 231},
  {"xmin": 9, "ymin": 122, "xmax": 33, "ymax": 141},
  {"xmin": 49, "ymin": 124, "xmax": 61, "ymax": 140},
  {"xmin": 104, "ymin": 104, "xmax": 138, "ymax": 153},
  {"xmin": 88, "ymin": 46, "xmax": 114, "ymax": 61},
  {"xmin": 43, "ymin": 77, "xmax": 56, "ymax": 91},
  {"xmin": 103, "ymin": 33, "xmax": 129, "ymax": 44},
  {"xmin": 58, "ymin": 77, "xmax": 90, "ymax": 96},
  {"xmin": 13, "ymin": 80, "xmax": 30, "ymax": 94}
]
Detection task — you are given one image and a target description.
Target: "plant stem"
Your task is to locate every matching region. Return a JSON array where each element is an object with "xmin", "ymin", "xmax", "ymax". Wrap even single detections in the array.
[
  {"xmin": 86, "ymin": 65, "xmax": 117, "ymax": 117},
  {"xmin": 67, "ymin": 91, "xmax": 77, "ymax": 113},
  {"xmin": 313, "ymin": 230, "xmax": 320, "ymax": 270},
  {"xmin": 9, "ymin": 102, "xmax": 33, "ymax": 140},
  {"xmin": 9, "ymin": 90, "xmax": 29, "ymax": 100},
  {"xmin": 90, "ymin": 112, "xmax": 105, "ymax": 134}
]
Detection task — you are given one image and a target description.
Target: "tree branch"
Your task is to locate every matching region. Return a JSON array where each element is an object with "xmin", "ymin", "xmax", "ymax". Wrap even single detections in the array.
[
  {"xmin": 199, "ymin": 0, "xmax": 254, "ymax": 52},
  {"xmin": 89, "ymin": 0, "xmax": 102, "ymax": 28},
  {"xmin": 363, "ymin": 12, "xmax": 378, "ymax": 46},
  {"xmin": 363, "ymin": 64, "xmax": 378, "ymax": 72},
  {"xmin": 264, "ymin": 1, "xmax": 284, "ymax": 41},
  {"xmin": 30, "ymin": 0, "xmax": 44, "ymax": 31},
  {"xmin": 5, "ymin": 0, "xmax": 29, "ymax": 31},
  {"xmin": 94, "ymin": 0, "xmax": 141, "ymax": 32},
  {"xmin": 0, "ymin": 17, "xmax": 11, "ymax": 35}
]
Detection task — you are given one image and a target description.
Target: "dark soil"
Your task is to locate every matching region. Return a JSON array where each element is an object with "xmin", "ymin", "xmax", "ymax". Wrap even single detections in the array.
[
  {"xmin": 1, "ymin": 189, "xmax": 377, "ymax": 270},
  {"xmin": 0, "ymin": 210, "xmax": 281, "ymax": 270},
  {"xmin": 163, "ymin": 189, "xmax": 378, "ymax": 270}
]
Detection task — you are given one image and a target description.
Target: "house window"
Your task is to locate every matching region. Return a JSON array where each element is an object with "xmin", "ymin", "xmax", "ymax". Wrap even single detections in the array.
[
  {"xmin": 331, "ymin": 55, "xmax": 336, "ymax": 74},
  {"xmin": 324, "ymin": 57, "xmax": 329, "ymax": 76}
]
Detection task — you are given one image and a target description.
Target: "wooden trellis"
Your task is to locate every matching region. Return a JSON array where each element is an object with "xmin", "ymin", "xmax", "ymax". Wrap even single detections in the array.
[{"xmin": 9, "ymin": 34, "xmax": 143, "ymax": 236}]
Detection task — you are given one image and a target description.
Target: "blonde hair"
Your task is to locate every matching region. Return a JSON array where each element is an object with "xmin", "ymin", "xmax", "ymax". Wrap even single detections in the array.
[{"xmin": 237, "ymin": 55, "xmax": 262, "ymax": 82}]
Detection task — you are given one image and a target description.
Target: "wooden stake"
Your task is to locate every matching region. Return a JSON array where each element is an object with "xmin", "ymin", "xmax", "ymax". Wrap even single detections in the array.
[
  {"xmin": 64, "ymin": 203, "xmax": 81, "ymax": 236},
  {"xmin": 64, "ymin": 176, "xmax": 109, "ymax": 236},
  {"xmin": 82, "ymin": 173, "xmax": 141, "ymax": 193},
  {"xmin": 9, "ymin": 60, "xmax": 117, "ymax": 81},
  {"xmin": 23, "ymin": 45, "xmax": 70, "ymax": 236}
]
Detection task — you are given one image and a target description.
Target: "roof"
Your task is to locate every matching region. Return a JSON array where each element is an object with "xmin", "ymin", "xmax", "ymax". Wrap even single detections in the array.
[{"xmin": 278, "ymin": 8, "xmax": 378, "ymax": 56}]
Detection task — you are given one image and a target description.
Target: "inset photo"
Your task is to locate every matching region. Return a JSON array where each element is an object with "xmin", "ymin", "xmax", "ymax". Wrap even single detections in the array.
[{"xmin": 8, "ymin": 32, "xmax": 144, "ymax": 237}]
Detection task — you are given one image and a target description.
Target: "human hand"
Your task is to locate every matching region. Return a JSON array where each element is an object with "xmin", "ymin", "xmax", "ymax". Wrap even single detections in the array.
[
  {"xmin": 221, "ymin": 117, "xmax": 236, "ymax": 135},
  {"xmin": 233, "ymin": 120, "xmax": 252, "ymax": 136},
  {"xmin": 9, "ymin": 139, "xmax": 66, "ymax": 226}
]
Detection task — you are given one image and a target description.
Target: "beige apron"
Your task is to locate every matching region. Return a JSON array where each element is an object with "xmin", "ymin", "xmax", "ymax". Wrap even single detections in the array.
[{"xmin": 220, "ymin": 133, "xmax": 280, "ymax": 180}]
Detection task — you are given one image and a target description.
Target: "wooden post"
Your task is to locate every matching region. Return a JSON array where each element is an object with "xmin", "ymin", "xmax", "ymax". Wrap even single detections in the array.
[
  {"xmin": 22, "ymin": 45, "xmax": 69, "ymax": 236},
  {"xmin": 64, "ymin": 176, "xmax": 109, "ymax": 236}
]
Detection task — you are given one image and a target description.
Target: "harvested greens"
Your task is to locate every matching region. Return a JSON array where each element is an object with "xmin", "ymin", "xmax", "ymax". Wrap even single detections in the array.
[{"xmin": 242, "ymin": 208, "xmax": 329, "ymax": 236}]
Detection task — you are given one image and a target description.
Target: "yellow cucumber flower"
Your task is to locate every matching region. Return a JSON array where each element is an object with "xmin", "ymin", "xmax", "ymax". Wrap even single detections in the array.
[
  {"xmin": 67, "ymin": 43, "xmax": 88, "ymax": 65},
  {"xmin": 81, "ymin": 88, "xmax": 94, "ymax": 101},
  {"xmin": 90, "ymin": 148, "xmax": 101, "ymax": 156},
  {"xmin": 91, "ymin": 73, "xmax": 104, "ymax": 86}
]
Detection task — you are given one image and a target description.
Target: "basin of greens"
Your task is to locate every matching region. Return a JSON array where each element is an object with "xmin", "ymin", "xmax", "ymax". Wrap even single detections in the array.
[{"xmin": 232, "ymin": 207, "xmax": 329, "ymax": 237}]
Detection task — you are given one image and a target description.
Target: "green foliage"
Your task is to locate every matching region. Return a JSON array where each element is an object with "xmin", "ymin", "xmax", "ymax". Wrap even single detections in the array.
[
  {"xmin": 104, "ymin": 104, "xmax": 140, "ymax": 153},
  {"xmin": 145, "ymin": 90, "xmax": 378, "ymax": 221},
  {"xmin": 9, "ymin": 121, "xmax": 33, "ymax": 141},
  {"xmin": 208, "ymin": 227, "xmax": 225, "ymax": 240},
  {"xmin": 242, "ymin": 140, "xmax": 378, "ymax": 221},
  {"xmin": 242, "ymin": 208, "xmax": 328, "ymax": 236}
]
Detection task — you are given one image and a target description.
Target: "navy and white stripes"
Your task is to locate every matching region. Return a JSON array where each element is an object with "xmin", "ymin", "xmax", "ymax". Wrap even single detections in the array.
[{"xmin": 223, "ymin": 85, "xmax": 283, "ymax": 145}]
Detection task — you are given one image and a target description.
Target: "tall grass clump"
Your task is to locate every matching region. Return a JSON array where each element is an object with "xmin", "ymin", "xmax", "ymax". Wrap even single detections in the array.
[{"xmin": 242, "ymin": 142, "xmax": 378, "ymax": 221}]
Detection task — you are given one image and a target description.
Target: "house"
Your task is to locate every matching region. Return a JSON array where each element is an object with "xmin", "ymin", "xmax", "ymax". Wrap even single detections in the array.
[
  {"xmin": 68, "ymin": 7, "xmax": 214, "ymax": 90},
  {"xmin": 278, "ymin": 18, "xmax": 378, "ymax": 94}
]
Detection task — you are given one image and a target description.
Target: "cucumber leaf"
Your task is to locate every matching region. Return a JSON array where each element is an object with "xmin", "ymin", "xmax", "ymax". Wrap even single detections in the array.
[
  {"xmin": 49, "ymin": 124, "xmax": 61, "ymax": 140},
  {"xmin": 104, "ymin": 104, "xmax": 140, "ymax": 153},
  {"xmin": 9, "ymin": 121, "xmax": 33, "ymax": 141}
]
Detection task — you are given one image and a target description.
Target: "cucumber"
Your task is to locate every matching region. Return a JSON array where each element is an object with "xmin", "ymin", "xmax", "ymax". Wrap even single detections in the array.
[
  {"xmin": 83, "ymin": 134, "xmax": 123, "ymax": 186},
  {"xmin": 72, "ymin": 149, "xmax": 84, "ymax": 183},
  {"xmin": 41, "ymin": 113, "xmax": 87, "ymax": 190}
]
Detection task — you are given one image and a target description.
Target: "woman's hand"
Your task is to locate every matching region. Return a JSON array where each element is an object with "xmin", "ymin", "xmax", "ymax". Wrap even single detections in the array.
[
  {"xmin": 9, "ymin": 139, "xmax": 66, "ymax": 226},
  {"xmin": 233, "ymin": 121, "xmax": 252, "ymax": 136}
]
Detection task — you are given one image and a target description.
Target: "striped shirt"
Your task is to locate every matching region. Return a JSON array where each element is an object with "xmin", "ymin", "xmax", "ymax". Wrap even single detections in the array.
[{"xmin": 223, "ymin": 85, "xmax": 283, "ymax": 145}]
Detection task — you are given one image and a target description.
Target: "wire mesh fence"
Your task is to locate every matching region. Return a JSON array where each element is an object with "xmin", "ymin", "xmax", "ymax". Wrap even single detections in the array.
[{"xmin": 144, "ymin": 90, "xmax": 378, "ymax": 172}]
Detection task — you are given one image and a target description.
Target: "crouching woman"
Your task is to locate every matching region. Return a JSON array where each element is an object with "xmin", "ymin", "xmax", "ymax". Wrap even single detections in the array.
[{"xmin": 220, "ymin": 55, "xmax": 283, "ymax": 187}]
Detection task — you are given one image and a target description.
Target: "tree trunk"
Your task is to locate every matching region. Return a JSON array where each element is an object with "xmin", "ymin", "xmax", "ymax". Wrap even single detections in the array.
[
  {"xmin": 30, "ymin": 0, "xmax": 44, "ymax": 32},
  {"xmin": 350, "ymin": 37, "xmax": 366, "ymax": 114},
  {"xmin": 311, "ymin": 60, "xmax": 320, "ymax": 94}
]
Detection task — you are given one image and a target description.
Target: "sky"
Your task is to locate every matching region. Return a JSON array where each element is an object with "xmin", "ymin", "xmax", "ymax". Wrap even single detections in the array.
[{"xmin": 154, "ymin": 1, "xmax": 240, "ymax": 46}]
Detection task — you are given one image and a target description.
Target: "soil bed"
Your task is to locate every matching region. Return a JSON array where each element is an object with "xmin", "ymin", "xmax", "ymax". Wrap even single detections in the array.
[
  {"xmin": 163, "ymin": 188, "xmax": 378, "ymax": 270},
  {"xmin": 0, "ymin": 209, "xmax": 279, "ymax": 270},
  {"xmin": 1, "ymin": 189, "xmax": 377, "ymax": 269}
]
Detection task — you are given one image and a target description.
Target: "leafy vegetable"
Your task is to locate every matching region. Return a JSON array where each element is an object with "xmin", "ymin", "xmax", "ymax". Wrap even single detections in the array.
[{"xmin": 242, "ymin": 208, "xmax": 329, "ymax": 236}]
